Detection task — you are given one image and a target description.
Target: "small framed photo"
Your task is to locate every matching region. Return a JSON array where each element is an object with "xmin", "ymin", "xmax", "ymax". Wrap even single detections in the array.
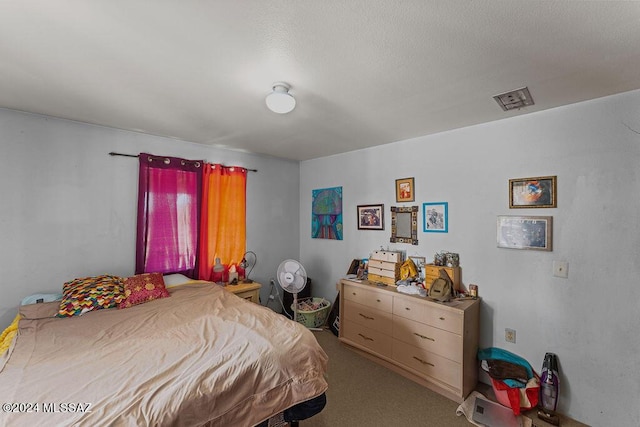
[
  {"xmin": 395, "ymin": 177, "xmax": 415, "ymax": 202},
  {"xmin": 509, "ymin": 176, "xmax": 557, "ymax": 208},
  {"xmin": 423, "ymin": 202, "xmax": 448, "ymax": 233},
  {"xmin": 409, "ymin": 256, "xmax": 427, "ymax": 280},
  {"xmin": 497, "ymin": 215, "xmax": 552, "ymax": 251},
  {"xmin": 357, "ymin": 204, "xmax": 384, "ymax": 230}
]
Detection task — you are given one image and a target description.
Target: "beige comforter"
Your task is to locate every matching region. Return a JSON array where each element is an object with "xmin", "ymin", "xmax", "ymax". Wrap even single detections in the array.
[{"xmin": 0, "ymin": 282, "xmax": 328, "ymax": 427}]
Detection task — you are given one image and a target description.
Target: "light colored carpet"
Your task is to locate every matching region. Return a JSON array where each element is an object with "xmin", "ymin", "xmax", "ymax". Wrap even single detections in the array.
[{"xmin": 303, "ymin": 329, "xmax": 473, "ymax": 427}]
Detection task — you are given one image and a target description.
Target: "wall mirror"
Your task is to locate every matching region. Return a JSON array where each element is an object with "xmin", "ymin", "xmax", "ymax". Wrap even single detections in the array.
[{"xmin": 390, "ymin": 206, "xmax": 418, "ymax": 245}]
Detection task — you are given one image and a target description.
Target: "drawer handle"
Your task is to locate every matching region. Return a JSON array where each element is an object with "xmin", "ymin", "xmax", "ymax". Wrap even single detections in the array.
[
  {"xmin": 405, "ymin": 307, "xmax": 411, "ymax": 311},
  {"xmin": 358, "ymin": 333, "xmax": 374, "ymax": 342},
  {"xmin": 352, "ymin": 292, "xmax": 357, "ymax": 296},
  {"xmin": 359, "ymin": 313, "xmax": 374, "ymax": 320},
  {"xmin": 413, "ymin": 356, "xmax": 435, "ymax": 367},
  {"xmin": 439, "ymin": 316, "xmax": 445, "ymax": 321},
  {"xmin": 376, "ymin": 299, "xmax": 381, "ymax": 302},
  {"xmin": 413, "ymin": 333, "xmax": 435, "ymax": 342}
]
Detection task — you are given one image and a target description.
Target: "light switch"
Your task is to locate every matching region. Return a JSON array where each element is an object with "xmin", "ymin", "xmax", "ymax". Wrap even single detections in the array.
[{"xmin": 553, "ymin": 261, "xmax": 569, "ymax": 278}]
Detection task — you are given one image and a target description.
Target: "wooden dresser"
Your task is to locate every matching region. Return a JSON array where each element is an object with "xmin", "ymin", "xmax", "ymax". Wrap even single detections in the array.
[{"xmin": 338, "ymin": 278, "xmax": 480, "ymax": 403}]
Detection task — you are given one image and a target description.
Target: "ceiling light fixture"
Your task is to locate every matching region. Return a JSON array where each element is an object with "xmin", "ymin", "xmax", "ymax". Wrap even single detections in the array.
[{"xmin": 266, "ymin": 82, "xmax": 296, "ymax": 114}]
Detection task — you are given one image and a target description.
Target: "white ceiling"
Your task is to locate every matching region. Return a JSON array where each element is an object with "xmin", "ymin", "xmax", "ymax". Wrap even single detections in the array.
[{"xmin": 2, "ymin": 1, "xmax": 640, "ymax": 161}]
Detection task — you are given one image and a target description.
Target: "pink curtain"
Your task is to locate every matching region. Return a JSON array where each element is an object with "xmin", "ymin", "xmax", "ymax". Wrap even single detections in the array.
[{"xmin": 135, "ymin": 153, "xmax": 203, "ymax": 276}]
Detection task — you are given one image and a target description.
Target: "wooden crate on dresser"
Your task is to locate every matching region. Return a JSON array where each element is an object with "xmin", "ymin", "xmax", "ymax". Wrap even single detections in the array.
[
  {"xmin": 367, "ymin": 250, "xmax": 403, "ymax": 286},
  {"xmin": 338, "ymin": 278, "xmax": 480, "ymax": 403},
  {"xmin": 423, "ymin": 263, "xmax": 461, "ymax": 291}
]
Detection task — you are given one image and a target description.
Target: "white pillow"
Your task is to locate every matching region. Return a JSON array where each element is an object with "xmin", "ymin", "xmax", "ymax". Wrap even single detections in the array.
[
  {"xmin": 163, "ymin": 273, "xmax": 195, "ymax": 288},
  {"xmin": 21, "ymin": 293, "xmax": 63, "ymax": 306}
]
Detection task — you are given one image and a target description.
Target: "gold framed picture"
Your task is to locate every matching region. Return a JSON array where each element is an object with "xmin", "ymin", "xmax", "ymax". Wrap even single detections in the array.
[
  {"xmin": 509, "ymin": 176, "xmax": 557, "ymax": 208},
  {"xmin": 395, "ymin": 177, "xmax": 415, "ymax": 202}
]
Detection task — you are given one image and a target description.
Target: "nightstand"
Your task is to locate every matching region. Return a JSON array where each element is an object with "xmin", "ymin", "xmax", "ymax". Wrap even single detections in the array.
[{"xmin": 225, "ymin": 282, "xmax": 262, "ymax": 303}]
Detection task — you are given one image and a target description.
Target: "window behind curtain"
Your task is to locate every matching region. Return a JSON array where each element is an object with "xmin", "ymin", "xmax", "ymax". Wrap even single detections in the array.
[
  {"xmin": 198, "ymin": 164, "xmax": 247, "ymax": 281},
  {"xmin": 136, "ymin": 153, "xmax": 203, "ymax": 277}
]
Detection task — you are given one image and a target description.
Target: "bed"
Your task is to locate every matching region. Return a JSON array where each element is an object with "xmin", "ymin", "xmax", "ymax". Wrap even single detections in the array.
[{"xmin": 0, "ymin": 279, "xmax": 328, "ymax": 426}]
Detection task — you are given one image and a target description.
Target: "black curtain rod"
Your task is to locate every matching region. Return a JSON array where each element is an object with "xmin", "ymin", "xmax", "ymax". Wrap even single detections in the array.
[{"xmin": 108, "ymin": 152, "xmax": 258, "ymax": 172}]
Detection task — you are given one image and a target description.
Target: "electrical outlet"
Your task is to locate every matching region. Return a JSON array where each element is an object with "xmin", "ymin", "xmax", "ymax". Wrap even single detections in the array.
[{"xmin": 505, "ymin": 328, "xmax": 516, "ymax": 343}]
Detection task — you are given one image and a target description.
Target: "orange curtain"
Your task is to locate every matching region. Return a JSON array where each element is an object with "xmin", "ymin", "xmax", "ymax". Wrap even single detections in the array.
[{"xmin": 198, "ymin": 164, "xmax": 247, "ymax": 281}]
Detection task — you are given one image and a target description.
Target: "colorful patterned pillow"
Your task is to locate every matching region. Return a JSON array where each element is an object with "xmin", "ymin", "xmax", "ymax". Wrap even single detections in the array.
[
  {"xmin": 118, "ymin": 273, "xmax": 170, "ymax": 309},
  {"xmin": 57, "ymin": 275, "xmax": 125, "ymax": 317}
]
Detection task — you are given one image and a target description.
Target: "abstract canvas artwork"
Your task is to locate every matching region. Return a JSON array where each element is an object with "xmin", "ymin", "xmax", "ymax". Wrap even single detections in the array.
[{"xmin": 312, "ymin": 186, "xmax": 343, "ymax": 240}]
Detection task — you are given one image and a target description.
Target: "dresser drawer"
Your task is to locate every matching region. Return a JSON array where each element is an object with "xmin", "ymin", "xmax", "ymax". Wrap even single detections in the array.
[
  {"xmin": 424, "ymin": 306, "xmax": 463, "ymax": 334},
  {"xmin": 344, "ymin": 299, "xmax": 393, "ymax": 335},
  {"xmin": 233, "ymin": 290, "xmax": 258, "ymax": 303},
  {"xmin": 343, "ymin": 321, "xmax": 393, "ymax": 358},
  {"xmin": 368, "ymin": 265, "xmax": 398, "ymax": 279},
  {"xmin": 393, "ymin": 297, "xmax": 463, "ymax": 334},
  {"xmin": 371, "ymin": 250, "xmax": 402, "ymax": 262},
  {"xmin": 343, "ymin": 283, "xmax": 393, "ymax": 313},
  {"xmin": 368, "ymin": 259, "xmax": 397, "ymax": 269},
  {"xmin": 393, "ymin": 339, "xmax": 461, "ymax": 390},
  {"xmin": 393, "ymin": 315, "xmax": 462, "ymax": 363},
  {"xmin": 367, "ymin": 273, "xmax": 397, "ymax": 286}
]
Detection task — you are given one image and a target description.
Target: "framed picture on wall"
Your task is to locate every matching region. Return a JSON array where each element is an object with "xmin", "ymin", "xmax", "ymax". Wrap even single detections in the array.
[
  {"xmin": 357, "ymin": 204, "xmax": 384, "ymax": 230},
  {"xmin": 423, "ymin": 202, "xmax": 448, "ymax": 233},
  {"xmin": 312, "ymin": 186, "xmax": 343, "ymax": 240},
  {"xmin": 509, "ymin": 176, "xmax": 557, "ymax": 208},
  {"xmin": 497, "ymin": 215, "xmax": 552, "ymax": 251},
  {"xmin": 395, "ymin": 177, "xmax": 415, "ymax": 202},
  {"xmin": 390, "ymin": 205, "xmax": 419, "ymax": 245}
]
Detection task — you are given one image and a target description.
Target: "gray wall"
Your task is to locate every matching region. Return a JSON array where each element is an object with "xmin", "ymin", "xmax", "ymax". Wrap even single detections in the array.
[
  {"xmin": 0, "ymin": 108, "xmax": 300, "ymax": 328},
  {"xmin": 299, "ymin": 89, "xmax": 640, "ymax": 426},
  {"xmin": 2, "ymin": 87, "xmax": 640, "ymax": 426}
]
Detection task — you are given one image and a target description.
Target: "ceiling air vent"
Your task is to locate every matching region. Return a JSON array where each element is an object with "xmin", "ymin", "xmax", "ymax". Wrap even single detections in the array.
[{"xmin": 493, "ymin": 87, "xmax": 534, "ymax": 111}]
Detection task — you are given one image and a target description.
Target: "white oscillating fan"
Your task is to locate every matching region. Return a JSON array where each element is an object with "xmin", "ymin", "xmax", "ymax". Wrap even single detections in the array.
[{"xmin": 276, "ymin": 259, "xmax": 307, "ymax": 322}]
